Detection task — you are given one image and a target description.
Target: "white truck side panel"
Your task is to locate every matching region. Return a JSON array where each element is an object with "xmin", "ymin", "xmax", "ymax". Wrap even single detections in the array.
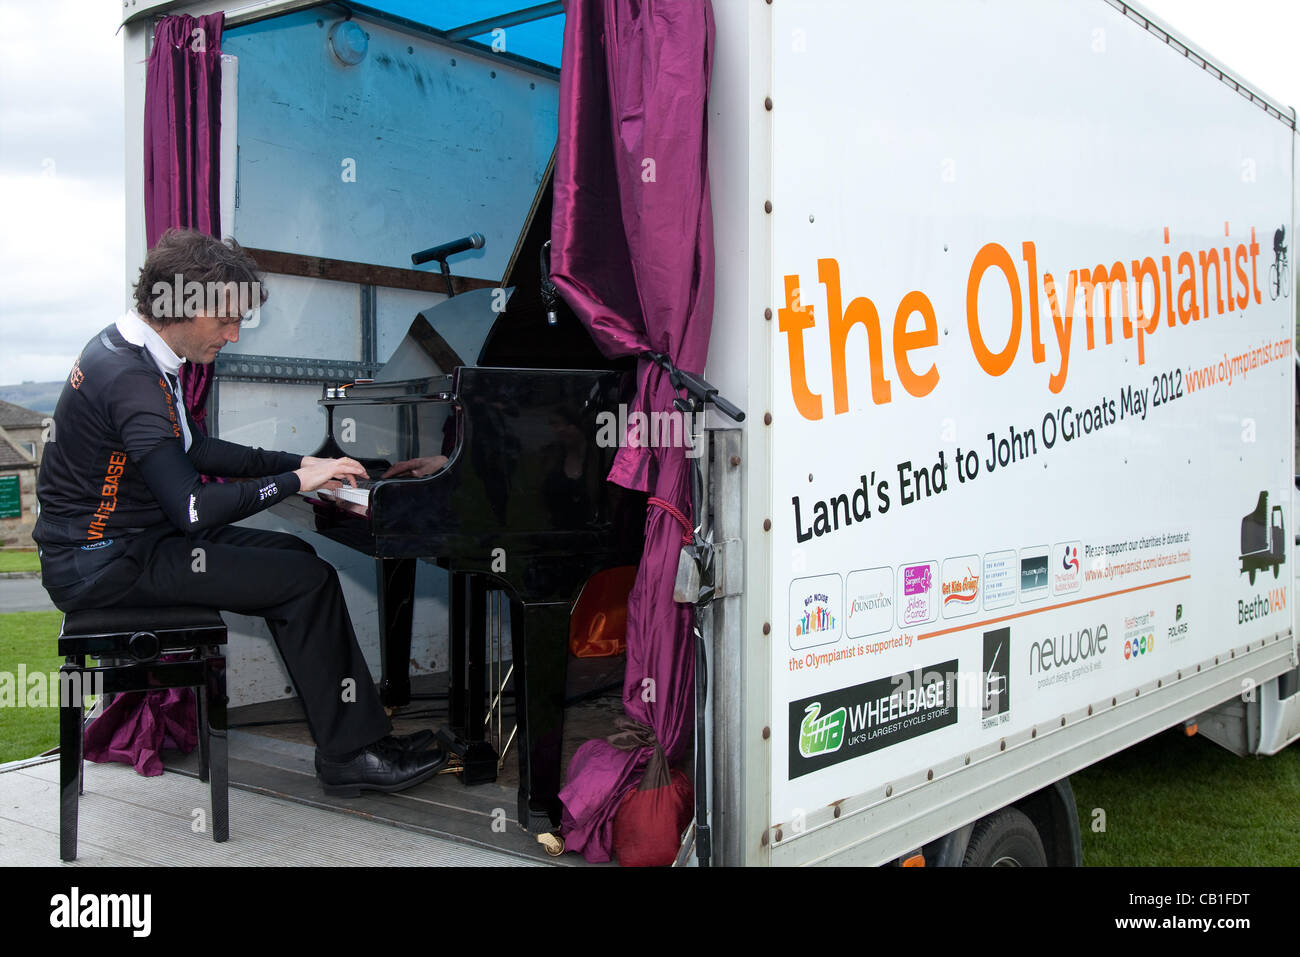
[
  {"xmin": 766, "ymin": 0, "xmax": 1296, "ymax": 863},
  {"xmin": 704, "ymin": 0, "xmax": 776, "ymax": 867}
]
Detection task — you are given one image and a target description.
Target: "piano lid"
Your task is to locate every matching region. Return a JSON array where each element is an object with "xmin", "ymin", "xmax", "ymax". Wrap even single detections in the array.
[{"xmin": 475, "ymin": 148, "xmax": 635, "ymax": 372}]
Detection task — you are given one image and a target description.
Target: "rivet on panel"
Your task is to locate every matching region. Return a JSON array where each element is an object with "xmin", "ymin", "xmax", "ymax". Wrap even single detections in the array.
[
  {"xmin": 762, "ymin": 622, "xmax": 771, "ymax": 635},
  {"xmin": 764, "ymin": 96, "xmax": 773, "ymax": 111},
  {"xmin": 764, "ymin": 307, "xmax": 773, "ymax": 321},
  {"xmin": 764, "ymin": 200, "xmax": 773, "ymax": 214},
  {"xmin": 763, "ymin": 518, "xmax": 772, "ymax": 531},
  {"xmin": 762, "ymin": 726, "xmax": 770, "ymax": 739},
  {"xmin": 764, "ymin": 412, "xmax": 773, "ymax": 425}
]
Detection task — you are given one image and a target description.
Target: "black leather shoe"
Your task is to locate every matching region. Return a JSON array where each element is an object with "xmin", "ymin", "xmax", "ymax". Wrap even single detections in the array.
[
  {"xmin": 382, "ymin": 729, "xmax": 435, "ymax": 752},
  {"xmin": 315, "ymin": 741, "xmax": 449, "ymax": 797}
]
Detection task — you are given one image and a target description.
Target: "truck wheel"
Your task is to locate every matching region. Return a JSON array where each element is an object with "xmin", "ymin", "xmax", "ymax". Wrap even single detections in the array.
[{"xmin": 961, "ymin": 807, "xmax": 1047, "ymax": 867}]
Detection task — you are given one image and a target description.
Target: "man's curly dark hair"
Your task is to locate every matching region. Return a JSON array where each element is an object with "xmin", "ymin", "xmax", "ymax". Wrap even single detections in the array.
[{"xmin": 133, "ymin": 229, "xmax": 268, "ymax": 325}]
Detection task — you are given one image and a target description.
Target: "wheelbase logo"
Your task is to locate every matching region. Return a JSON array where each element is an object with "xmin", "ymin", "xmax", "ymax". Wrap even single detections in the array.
[{"xmin": 788, "ymin": 659, "xmax": 959, "ymax": 779}]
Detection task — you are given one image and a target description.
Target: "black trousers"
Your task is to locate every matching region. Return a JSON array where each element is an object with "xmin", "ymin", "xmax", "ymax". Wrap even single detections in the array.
[{"xmin": 59, "ymin": 524, "xmax": 391, "ymax": 756}]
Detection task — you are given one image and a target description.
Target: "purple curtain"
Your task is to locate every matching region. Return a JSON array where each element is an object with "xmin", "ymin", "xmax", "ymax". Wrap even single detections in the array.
[
  {"xmin": 551, "ymin": 0, "xmax": 716, "ymax": 862},
  {"xmin": 144, "ymin": 12, "xmax": 224, "ymax": 433}
]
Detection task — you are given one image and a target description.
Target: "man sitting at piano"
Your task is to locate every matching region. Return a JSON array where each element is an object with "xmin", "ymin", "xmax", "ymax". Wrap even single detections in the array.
[{"xmin": 34, "ymin": 229, "xmax": 447, "ymax": 795}]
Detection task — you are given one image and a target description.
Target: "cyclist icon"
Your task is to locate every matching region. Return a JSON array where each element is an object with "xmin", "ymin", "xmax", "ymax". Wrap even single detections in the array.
[{"xmin": 1270, "ymin": 225, "xmax": 1290, "ymax": 301}]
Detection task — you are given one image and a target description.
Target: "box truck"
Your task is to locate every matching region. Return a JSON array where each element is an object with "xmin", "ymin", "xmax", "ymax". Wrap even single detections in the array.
[{"xmin": 112, "ymin": 0, "xmax": 1299, "ymax": 865}]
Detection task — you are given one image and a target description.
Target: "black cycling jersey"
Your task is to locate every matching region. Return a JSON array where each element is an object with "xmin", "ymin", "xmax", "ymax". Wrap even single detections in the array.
[{"xmin": 34, "ymin": 322, "xmax": 303, "ymax": 604}]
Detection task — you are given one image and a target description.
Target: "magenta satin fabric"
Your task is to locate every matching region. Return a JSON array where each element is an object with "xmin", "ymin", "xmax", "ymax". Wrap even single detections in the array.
[
  {"xmin": 84, "ymin": 689, "xmax": 200, "ymax": 777},
  {"xmin": 87, "ymin": 13, "xmax": 226, "ymax": 774},
  {"xmin": 550, "ymin": 0, "xmax": 716, "ymax": 862},
  {"xmin": 144, "ymin": 12, "xmax": 224, "ymax": 435}
]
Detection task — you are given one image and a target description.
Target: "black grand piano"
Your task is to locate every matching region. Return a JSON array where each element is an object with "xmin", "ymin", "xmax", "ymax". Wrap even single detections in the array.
[{"xmin": 275, "ymin": 165, "xmax": 644, "ymax": 832}]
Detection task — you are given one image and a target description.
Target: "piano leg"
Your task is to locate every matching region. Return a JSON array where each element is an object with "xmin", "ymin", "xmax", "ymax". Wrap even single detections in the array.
[
  {"xmin": 509, "ymin": 599, "xmax": 570, "ymax": 832},
  {"xmin": 448, "ymin": 572, "xmax": 499, "ymax": 784},
  {"xmin": 376, "ymin": 558, "xmax": 416, "ymax": 708}
]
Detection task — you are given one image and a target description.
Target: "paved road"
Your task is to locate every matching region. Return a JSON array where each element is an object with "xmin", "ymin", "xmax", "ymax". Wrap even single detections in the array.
[{"xmin": 0, "ymin": 577, "xmax": 55, "ymax": 613}]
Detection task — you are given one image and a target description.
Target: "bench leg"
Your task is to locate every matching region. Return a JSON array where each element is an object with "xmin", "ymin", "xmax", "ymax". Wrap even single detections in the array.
[
  {"xmin": 59, "ymin": 660, "xmax": 83, "ymax": 862},
  {"xmin": 196, "ymin": 682, "xmax": 210, "ymax": 784},
  {"xmin": 205, "ymin": 653, "xmax": 229, "ymax": 843}
]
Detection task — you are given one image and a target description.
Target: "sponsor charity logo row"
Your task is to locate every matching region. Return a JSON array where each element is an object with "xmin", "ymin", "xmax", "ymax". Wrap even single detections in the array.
[
  {"xmin": 790, "ymin": 603, "xmax": 1183, "ymax": 776},
  {"xmin": 789, "ymin": 543, "xmax": 1082, "ymax": 651}
]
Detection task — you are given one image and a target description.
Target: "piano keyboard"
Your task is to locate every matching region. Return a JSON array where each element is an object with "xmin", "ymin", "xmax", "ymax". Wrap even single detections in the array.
[{"xmin": 309, "ymin": 479, "xmax": 374, "ymax": 508}]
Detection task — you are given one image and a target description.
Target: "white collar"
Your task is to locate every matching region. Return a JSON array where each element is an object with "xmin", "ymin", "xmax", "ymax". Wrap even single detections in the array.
[{"xmin": 117, "ymin": 310, "xmax": 186, "ymax": 380}]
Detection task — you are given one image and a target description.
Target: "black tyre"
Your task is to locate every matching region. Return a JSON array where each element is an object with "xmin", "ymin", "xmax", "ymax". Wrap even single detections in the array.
[{"xmin": 962, "ymin": 807, "xmax": 1048, "ymax": 867}]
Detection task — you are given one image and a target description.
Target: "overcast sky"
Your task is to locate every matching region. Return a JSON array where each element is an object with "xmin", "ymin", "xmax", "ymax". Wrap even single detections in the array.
[{"xmin": 0, "ymin": 0, "xmax": 1296, "ymax": 387}]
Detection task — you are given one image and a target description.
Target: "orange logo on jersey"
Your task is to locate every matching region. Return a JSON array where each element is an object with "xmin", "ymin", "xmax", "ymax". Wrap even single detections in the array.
[
  {"xmin": 87, "ymin": 451, "xmax": 127, "ymax": 540},
  {"xmin": 70, "ymin": 359, "xmax": 84, "ymax": 390},
  {"xmin": 157, "ymin": 376, "xmax": 181, "ymax": 439}
]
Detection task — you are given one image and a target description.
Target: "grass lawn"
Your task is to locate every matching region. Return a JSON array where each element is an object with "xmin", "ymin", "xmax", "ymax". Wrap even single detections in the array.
[
  {"xmin": 1072, "ymin": 727, "xmax": 1300, "ymax": 865},
  {"xmin": 0, "ymin": 550, "xmax": 40, "ymax": 573},
  {"xmin": 0, "ymin": 610, "xmax": 66, "ymax": 764}
]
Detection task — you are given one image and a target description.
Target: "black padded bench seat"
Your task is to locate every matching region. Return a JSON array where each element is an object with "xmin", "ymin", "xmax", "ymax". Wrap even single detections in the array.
[{"xmin": 58, "ymin": 605, "xmax": 229, "ymax": 861}]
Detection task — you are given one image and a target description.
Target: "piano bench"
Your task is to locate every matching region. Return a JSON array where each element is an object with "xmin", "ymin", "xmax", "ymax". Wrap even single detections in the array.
[{"xmin": 56, "ymin": 606, "xmax": 230, "ymax": 862}]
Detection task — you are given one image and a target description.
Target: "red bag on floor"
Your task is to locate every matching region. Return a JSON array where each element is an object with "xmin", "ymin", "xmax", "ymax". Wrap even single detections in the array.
[{"xmin": 612, "ymin": 749, "xmax": 694, "ymax": 867}]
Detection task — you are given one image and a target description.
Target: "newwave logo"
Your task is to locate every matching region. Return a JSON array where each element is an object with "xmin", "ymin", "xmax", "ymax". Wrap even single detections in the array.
[
  {"xmin": 1029, "ymin": 622, "xmax": 1109, "ymax": 674},
  {"xmin": 798, "ymin": 701, "xmax": 846, "ymax": 757}
]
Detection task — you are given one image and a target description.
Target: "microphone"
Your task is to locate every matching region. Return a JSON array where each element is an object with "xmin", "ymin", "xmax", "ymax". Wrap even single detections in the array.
[{"xmin": 411, "ymin": 232, "xmax": 485, "ymax": 266}]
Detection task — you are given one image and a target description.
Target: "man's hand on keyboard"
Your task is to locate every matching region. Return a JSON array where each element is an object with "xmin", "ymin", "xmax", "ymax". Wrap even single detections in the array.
[
  {"xmin": 297, "ymin": 456, "xmax": 368, "ymax": 492},
  {"xmin": 381, "ymin": 456, "xmax": 449, "ymax": 479}
]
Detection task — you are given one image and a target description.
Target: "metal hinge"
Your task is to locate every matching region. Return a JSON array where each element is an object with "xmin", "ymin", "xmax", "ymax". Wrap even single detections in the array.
[{"xmin": 712, "ymin": 538, "xmax": 743, "ymax": 599}]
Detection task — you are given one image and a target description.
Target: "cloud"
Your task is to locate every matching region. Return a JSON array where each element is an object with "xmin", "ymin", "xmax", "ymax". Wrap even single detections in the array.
[
  {"xmin": 0, "ymin": 0, "xmax": 126, "ymax": 386},
  {"xmin": 0, "ymin": 170, "xmax": 126, "ymax": 383}
]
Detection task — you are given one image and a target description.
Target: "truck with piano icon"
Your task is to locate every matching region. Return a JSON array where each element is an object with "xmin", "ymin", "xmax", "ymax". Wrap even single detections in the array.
[
  {"xmin": 1240, "ymin": 491, "xmax": 1286, "ymax": 584},
  {"xmin": 114, "ymin": 0, "xmax": 1299, "ymax": 866}
]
